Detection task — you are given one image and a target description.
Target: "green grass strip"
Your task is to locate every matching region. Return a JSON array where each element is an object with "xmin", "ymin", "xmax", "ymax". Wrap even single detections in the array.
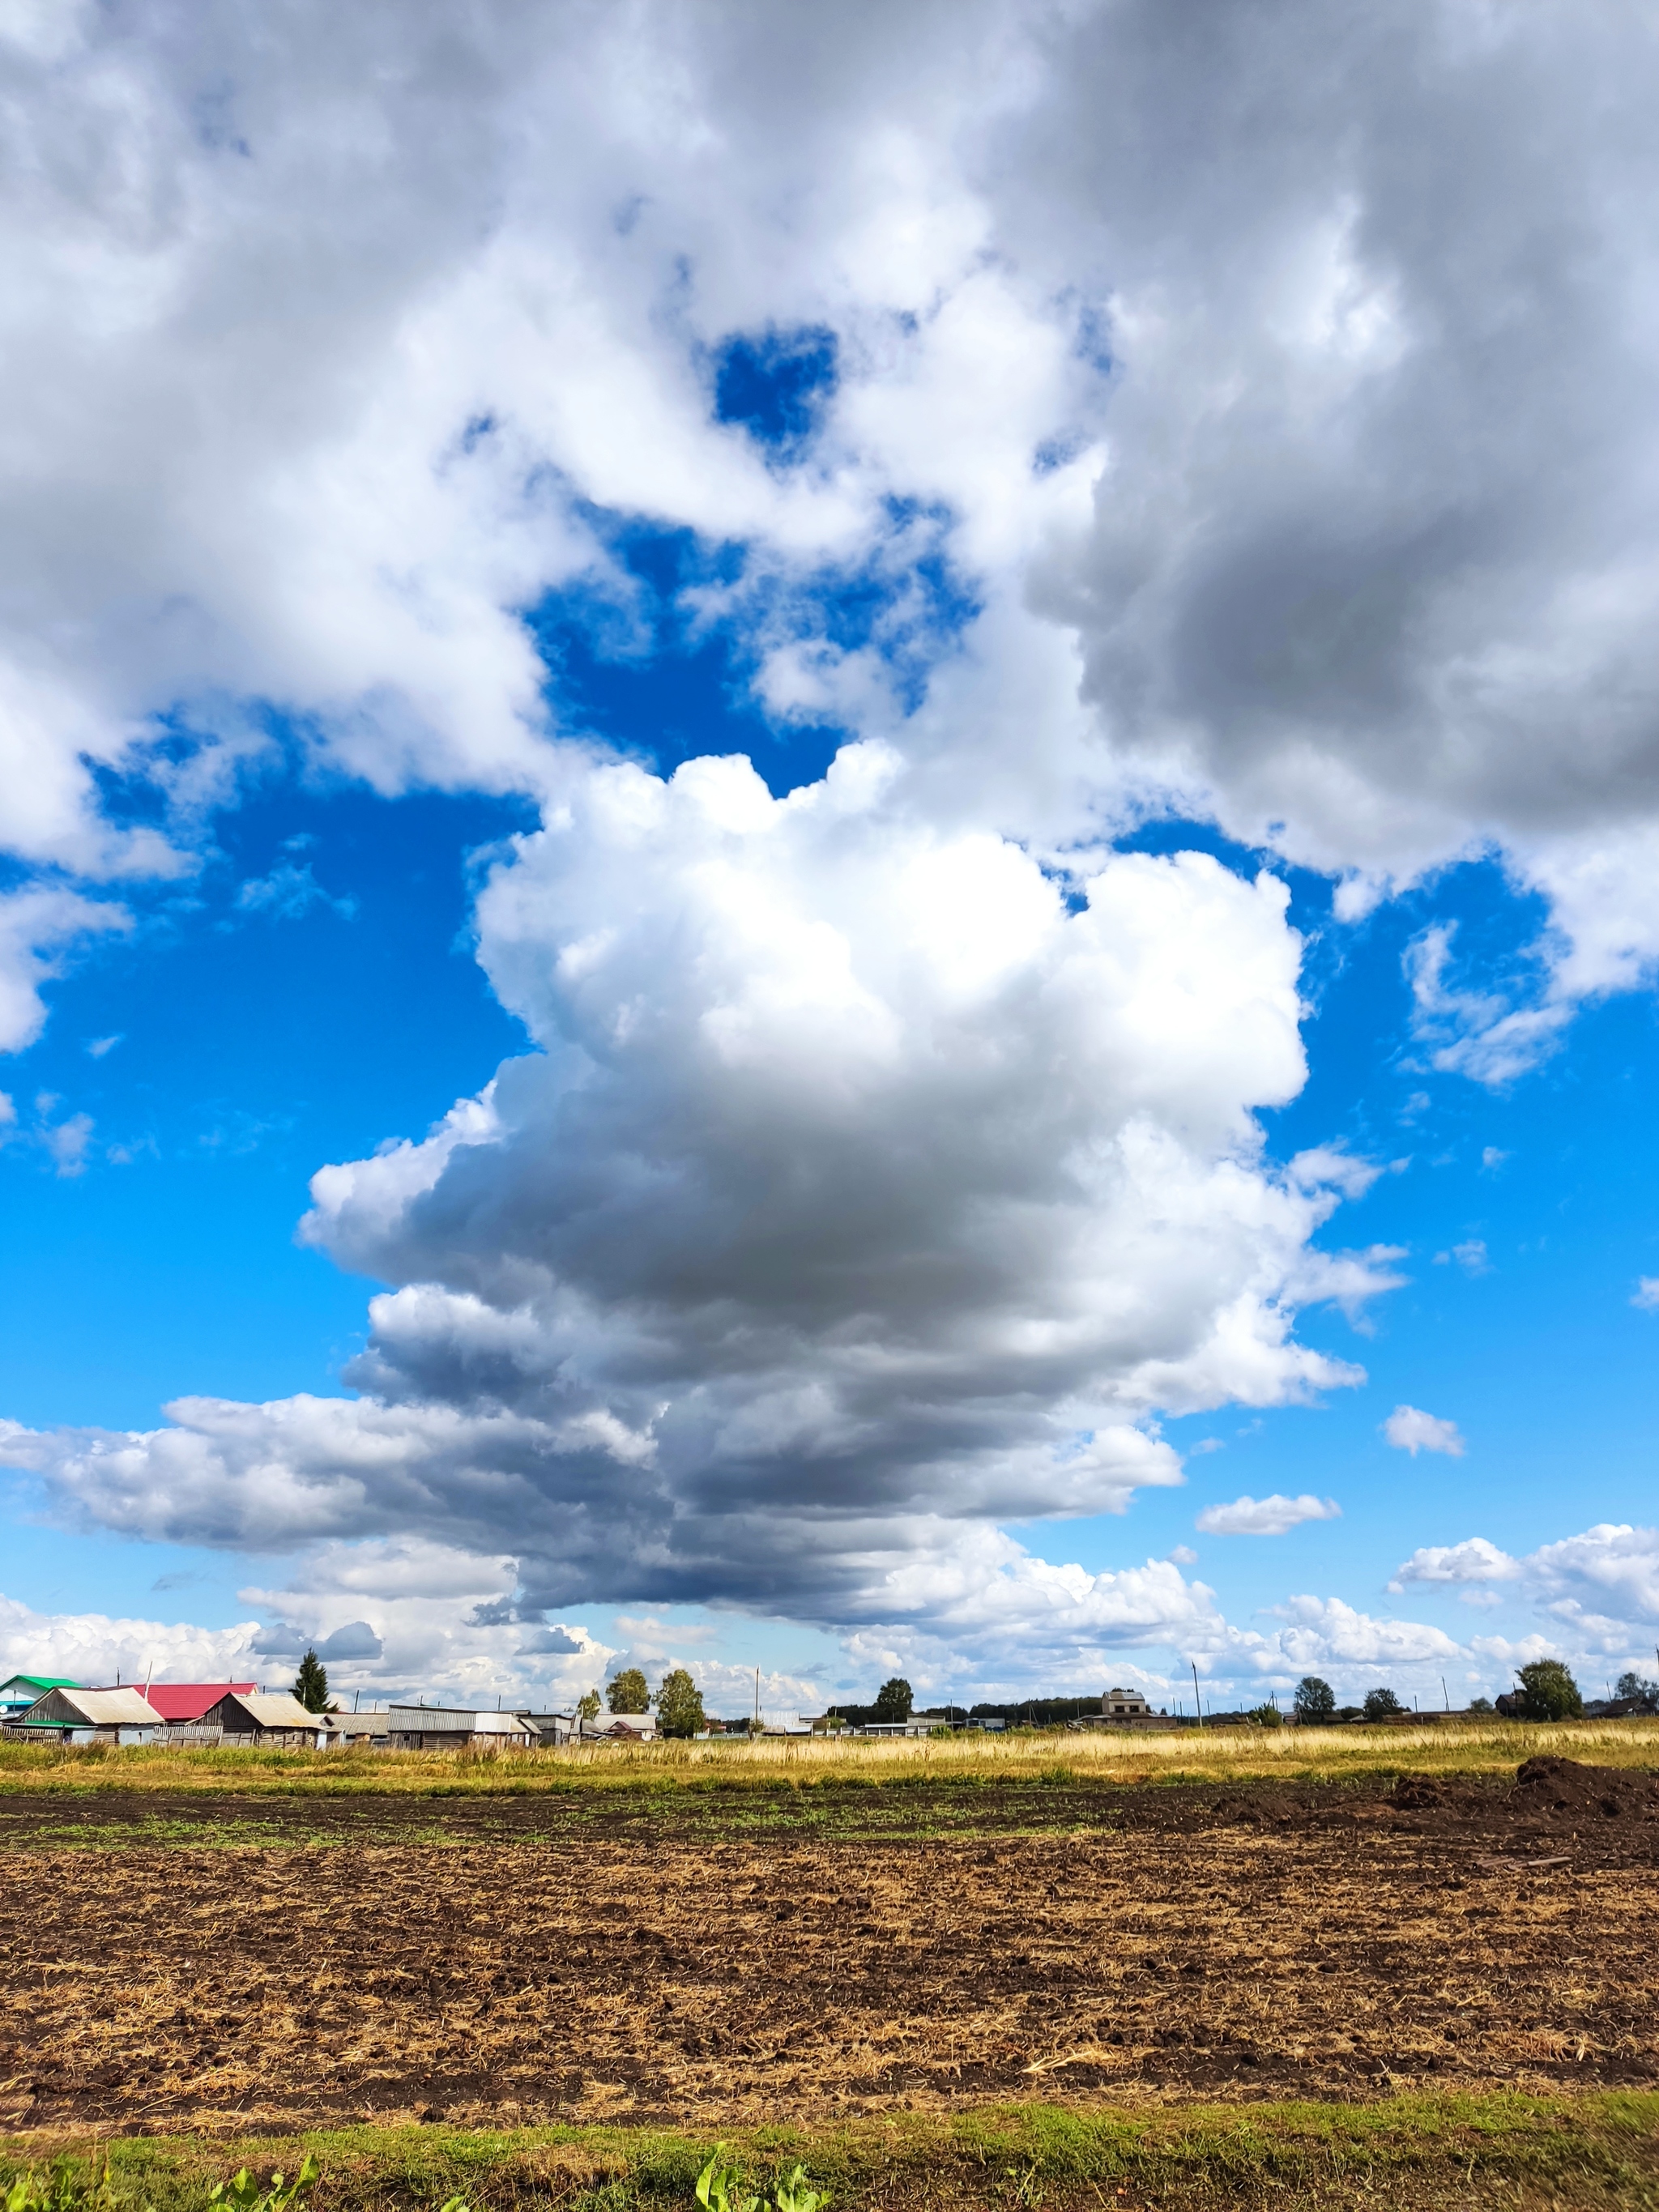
[{"xmin": 5, "ymin": 2093, "xmax": 1658, "ymax": 2212}]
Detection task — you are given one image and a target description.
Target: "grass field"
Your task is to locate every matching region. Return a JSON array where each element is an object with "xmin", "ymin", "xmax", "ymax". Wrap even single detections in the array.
[
  {"xmin": 6, "ymin": 2095, "xmax": 1659, "ymax": 2212},
  {"xmin": 1, "ymin": 1716, "xmax": 1656, "ymax": 1800}
]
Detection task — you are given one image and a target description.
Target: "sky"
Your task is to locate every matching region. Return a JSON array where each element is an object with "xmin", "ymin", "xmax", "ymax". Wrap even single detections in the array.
[{"xmin": 2, "ymin": 0, "xmax": 1659, "ymax": 1722}]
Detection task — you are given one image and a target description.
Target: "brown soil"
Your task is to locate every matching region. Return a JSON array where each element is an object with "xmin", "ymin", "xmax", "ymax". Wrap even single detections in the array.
[{"xmin": 0, "ymin": 1760, "xmax": 1655, "ymax": 2134}]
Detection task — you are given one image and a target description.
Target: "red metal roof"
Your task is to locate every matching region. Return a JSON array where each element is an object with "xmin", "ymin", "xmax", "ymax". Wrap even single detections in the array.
[{"xmin": 92, "ymin": 1681, "xmax": 255, "ymax": 1722}]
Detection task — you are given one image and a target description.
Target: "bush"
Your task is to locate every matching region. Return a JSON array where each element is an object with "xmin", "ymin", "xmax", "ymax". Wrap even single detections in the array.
[
  {"xmin": 654, "ymin": 1666, "xmax": 706, "ymax": 1739},
  {"xmin": 1467, "ymin": 1695, "xmax": 1495, "ymax": 1715},
  {"xmin": 1363, "ymin": 1687, "xmax": 1405, "ymax": 1720},
  {"xmin": 872, "ymin": 1676, "xmax": 913, "ymax": 1721},
  {"xmin": 607, "ymin": 1668, "xmax": 650, "ymax": 1715},
  {"xmin": 1245, "ymin": 1702, "xmax": 1283, "ymax": 1728},
  {"xmin": 1293, "ymin": 1674, "xmax": 1336, "ymax": 1723},
  {"xmin": 1512, "ymin": 1658, "xmax": 1583, "ymax": 1721}
]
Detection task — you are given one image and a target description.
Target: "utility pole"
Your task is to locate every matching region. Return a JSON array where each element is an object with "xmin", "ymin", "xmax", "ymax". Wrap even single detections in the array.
[
  {"xmin": 1441, "ymin": 1676, "xmax": 1449, "ymax": 1713},
  {"xmin": 753, "ymin": 1666, "xmax": 760, "ymax": 1734},
  {"xmin": 1191, "ymin": 1660, "xmax": 1204, "ymax": 1731}
]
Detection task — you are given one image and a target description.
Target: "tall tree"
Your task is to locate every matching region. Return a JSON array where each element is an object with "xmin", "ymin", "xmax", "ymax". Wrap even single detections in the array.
[
  {"xmin": 292, "ymin": 1648, "xmax": 329, "ymax": 1713},
  {"xmin": 873, "ymin": 1676, "xmax": 913, "ymax": 1721},
  {"xmin": 1512, "ymin": 1659, "xmax": 1582, "ymax": 1721},
  {"xmin": 607, "ymin": 1667, "xmax": 650, "ymax": 1714},
  {"xmin": 1293, "ymin": 1675, "xmax": 1336, "ymax": 1723},
  {"xmin": 654, "ymin": 1667, "xmax": 706, "ymax": 1739},
  {"xmin": 576, "ymin": 1689, "xmax": 601, "ymax": 1723}
]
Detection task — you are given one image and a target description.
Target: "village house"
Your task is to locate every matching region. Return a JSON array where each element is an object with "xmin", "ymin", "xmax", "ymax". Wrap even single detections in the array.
[
  {"xmin": 0, "ymin": 1673, "xmax": 81, "ymax": 1720},
  {"xmin": 384, "ymin": 1704, "xmax": 537, "ymax": 1750},
  {"xmin": 9, "ymin": 1686, "xmax": 164, "ymax": 1745},
  {"xmin": 140, "ymin": 1682, "xmax": 257, "ymax": 1737},
  {"xmin": 199, "ymin": 1690, "xmax": 331, "ymax": 1748},
  {"xmin": 1102, "ymin": 1686, "xmax": 1154, "ymax": 1717},
  {"xmin": 1070, "ymin": 1687, "xmax": 1175, "ymax": 1731},
  {"xmin": 325, "ymin": 1707, "xmax": 391, "ymax": 1748}
]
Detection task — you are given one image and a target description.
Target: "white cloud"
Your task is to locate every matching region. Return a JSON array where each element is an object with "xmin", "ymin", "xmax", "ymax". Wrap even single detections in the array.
[
  {"xmin": 0, "ymin": 889, "xmax": 130, "ymax": 1055},
  {"xmin": 1383, "ymin": 1404, "xmax": 1465, "ymax": 1457},
  {"xmin": 1009, "ymin": 9, "xmax": 1659, "ymax": 1046},
  {"xmin": 236, "ymin": 863, "xmax": 356, "ymax": 922},
  {"xmin": 1, "ymin": 749, "xmax": 1401, "ymax": 1643},
  {"xmin": 235, "ymin": 1535, "xmax": 617, "ymax": 1703},
  {"xmin": 0, "ymin": 1588, "xmax": 261, "ymax": 1689},
  {"xmin": 1195, "ymin": 1493, "xmax": 1341, "ymax": 1537},
  {"xmin": 0, "ymin": 4, "xmax": 1657, "ymax": 1069},
  {"xmin": 1242, "ymin": 1595, "xmax": 1462, "ymax": 1673},
  {"xmin": 10, "ymin": 6, "xmax": 1659, "ymax": 1681},
  {"xmin": 1392, "ymin": 1536, "xmax": 1521, "ymax": 1589},
  {"xmin": 1392, "ymin": 1522, "xmax": 1659, "ymax": 1660},
  {"xmin": 1632, "ymin": 1278, "xmax": 1659, "ymax": 1312},
  {"xmin": 1432, "ymin": 1238, "xmax": 1489, "ymax": 1275}
]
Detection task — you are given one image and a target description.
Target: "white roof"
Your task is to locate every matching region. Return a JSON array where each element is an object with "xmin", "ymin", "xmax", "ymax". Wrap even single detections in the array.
[
  {"xmin": 219, "ymin": 1692, "xmax": 325, "ymax": 1729},
  {"xmin": 29, "ymin": 1686, "xmax": 162, "ymax": 1727}
]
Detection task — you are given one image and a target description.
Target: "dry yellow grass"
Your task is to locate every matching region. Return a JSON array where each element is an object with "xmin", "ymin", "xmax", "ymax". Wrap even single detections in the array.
[{"xmin": 0, "ymin": 1715, "xmax": 1655, "ymax": 1796}]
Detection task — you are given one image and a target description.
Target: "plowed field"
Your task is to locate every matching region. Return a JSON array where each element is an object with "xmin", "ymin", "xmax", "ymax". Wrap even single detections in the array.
[{"xmin": 2, "ymin": 1757, "xmax": 1655, "ymax": 2134}]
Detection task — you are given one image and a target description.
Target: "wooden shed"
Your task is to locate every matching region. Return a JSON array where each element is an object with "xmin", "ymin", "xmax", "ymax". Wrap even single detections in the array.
[
  {"xmin": 385, "ymin": 1704, "xmax": 536, "ymax": 1750},
  {"xmin": 199, "ymin": 1690, "xmax": 330, "ymax": 1748},
  {"xmin": 9, "ymin": 1686, "xmax": 164, "ymax": 1744}
]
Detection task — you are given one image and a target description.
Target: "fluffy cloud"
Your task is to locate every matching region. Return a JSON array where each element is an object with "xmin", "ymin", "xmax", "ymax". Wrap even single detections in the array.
[
  {"xmin": 0, "ymin": 888, "xmax": 130, "ymax": 1056},
  {"xmin": 1392, "ymin": 1536, "xmax": 1520, "ymax": 1589},
  {"xmin": 233, "ymin": 1535, "xmax": 616, "ymax": 1703},
  {"xmin": 0, "ymin": 0, "xmax": 1109, "ymax": 888},
  {"xmin": 1195, "ymin": 1493, "xmax": 1341, "ymax": 1537},
  {"xmin": 1383, "ymin": 1404, "xmax": 1465, "ymax": 1457},
  {"xmin": 0, "ymin": 1589, "xmax": 261, "ymax": 1688},
  {"xmin": 1392, "ymin": 1523, "xmax": 1659, "ymax": 1662},
  {"xmin": 1632, "ymin": 1279, "xmax": 1659, "ymax": 1313},
  {"xmin": 13, "ymin": 2, "xmax": 1659, "ymax": 1681},
  {"xmin": 2, "ymin": 4, "xmax": 1659, "ymax": 1059},
  {"xmin": 1238, "ymin": 1595, "xmax": 1462, "ymax": 1676},
  {"xmin": 1009, "ymin": 6, "xmax": 1659, "ymax": 1042},
  {"xmin": 2, "ymin": 748, "xmax": 1398, "ymax": 1646}
]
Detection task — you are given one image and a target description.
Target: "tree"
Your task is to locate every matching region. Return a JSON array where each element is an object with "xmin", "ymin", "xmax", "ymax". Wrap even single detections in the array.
[
  {"xmin": 576, "ymin": 1689, "xmax": 601, "ymax": 1724},
  {"xmin": 1467, "ymin": 1696, "xmax": 1495, "ymax": 1715},
  {"xmin": 1614, "ymin": 1670, "xmax": 1659, "ymax": 1712},
  {"xmin": 292, "ymin": 1648, "xmax": 329, "ymax": 1714},
  {"xmin": 872, "ymin": 1676, "xmax": 913, "ymax": 1722},
  {"xmin": 608, "ymin": 1668, "xmax": 650, "ymax": 1714},
  {"xmin": 1363, "ymin": 1686, "xmax": 1405, "ymax": 1721},
  {"xmin": 1246, "ymin": 1701, "xmax": 1283, "ymax": 1728},
  {"xmin": 1512, "ymin": 1659, "xmax": 1582, "ymax": 1721},
  {"xmin": 654, "ymin": 1667, "xmax": 706, "ymax": 1739},
  {"xmin": 1293, "ymin": 1675, "xmax": 1336, "ymax": 1724}
]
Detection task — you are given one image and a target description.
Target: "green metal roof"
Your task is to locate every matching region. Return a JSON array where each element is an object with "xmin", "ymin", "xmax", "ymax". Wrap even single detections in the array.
[{"xmin": 0, "ymin": 1674, "xmax": 83, "ymax": 1696}]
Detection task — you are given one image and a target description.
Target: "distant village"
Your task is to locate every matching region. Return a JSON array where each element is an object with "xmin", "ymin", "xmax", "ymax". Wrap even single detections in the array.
[
  {"xmin": 0, "ymin": 1666, "xmax": 1213, "ymax": 1748},
  {"xmin": 3, "ymin": 1656, "xmax": 1642, "ymax": 1749}
]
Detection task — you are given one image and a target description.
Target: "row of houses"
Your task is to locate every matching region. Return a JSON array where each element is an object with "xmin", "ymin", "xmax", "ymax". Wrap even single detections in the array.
[
  {"xmin": 0, "ymin": 1673, "xmax": 670, "ymax": 1750},
  {"xmin": 0, "ymin": 1671, "xmax": 1181, "ymax": 1750}
]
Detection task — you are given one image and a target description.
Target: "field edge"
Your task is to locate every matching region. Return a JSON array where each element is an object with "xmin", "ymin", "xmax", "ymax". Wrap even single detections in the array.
[{"xmin": 6, "ymin": 2091, "xmax": 1659, "ymax": 2211}]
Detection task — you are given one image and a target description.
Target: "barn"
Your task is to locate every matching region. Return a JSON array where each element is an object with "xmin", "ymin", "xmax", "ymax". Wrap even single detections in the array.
[{"xmin": 198, "ymin": 1690, "xmax": 331, "ymax": 1748}]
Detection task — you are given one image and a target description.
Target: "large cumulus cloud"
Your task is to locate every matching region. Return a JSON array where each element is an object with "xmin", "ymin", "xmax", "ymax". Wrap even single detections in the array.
[
  {"xmin": 9, "ymin": 5, "xmax": 1659, "ymax": 1061},
  {"xmin": 3, "ymin": 746, "xmax": 1393, "ymax": 1641}
]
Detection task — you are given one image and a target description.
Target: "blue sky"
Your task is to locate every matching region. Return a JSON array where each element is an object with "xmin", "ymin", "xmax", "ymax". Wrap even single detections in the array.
[{"xmin": 2, "ymin": 2, "xmax": 1658, "ymax": 1717}]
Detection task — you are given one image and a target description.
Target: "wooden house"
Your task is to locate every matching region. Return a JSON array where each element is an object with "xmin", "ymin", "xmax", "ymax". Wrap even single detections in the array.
[{"xmin": 199, "ymin": 1690, "xmax": 331, "ymax": 1748}]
